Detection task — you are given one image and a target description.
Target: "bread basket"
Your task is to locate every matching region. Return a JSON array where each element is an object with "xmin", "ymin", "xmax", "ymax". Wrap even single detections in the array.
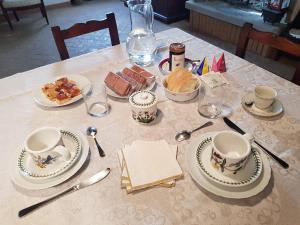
[{"xmin": 162, "ymin": 75, "xmax": 201, "ymax": 102}]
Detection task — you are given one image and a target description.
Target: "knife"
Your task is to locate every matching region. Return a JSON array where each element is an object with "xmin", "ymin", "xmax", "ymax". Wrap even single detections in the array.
[
  {"xmin": 223, "ymin": 117, "xmax": 289, "ymax": 169},
  {"xmin": 19, "ymin": 168, "xmax": 111, "ymax": 217}
]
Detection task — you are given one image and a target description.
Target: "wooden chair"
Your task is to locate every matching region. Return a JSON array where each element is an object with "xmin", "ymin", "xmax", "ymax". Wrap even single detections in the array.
[
  {"xmin": 51, "ymin": 13, "xmax": 120, "ymax": 61},
  {"xmin": 0, "ymin": 0, "xmax": 49, "ymax": 30},
  {"xmin": 236, "ymin": 23, "xmax": 300, "ymax": 86}
]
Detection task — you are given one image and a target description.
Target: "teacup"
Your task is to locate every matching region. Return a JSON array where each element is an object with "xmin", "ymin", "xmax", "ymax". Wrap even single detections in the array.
[
  {"xmin": 211, "ymin": 131, "xmax": 253, "ymax": 176},
  {"xmin": 24, "ymin": 127, "xmax": 71, "ymax": 167},
  {"xmin": 254, "ymin": 86, "xmax": 277, "ymax": 110}
]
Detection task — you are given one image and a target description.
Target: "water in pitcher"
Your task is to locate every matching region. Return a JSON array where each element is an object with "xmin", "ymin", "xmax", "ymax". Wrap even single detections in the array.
[
  {"xmin": 126, "ymin": 28, "xmax": 156, "ymax": 66},
  {"xmin": 126, "ymin": 0, "xmax": 156, "ymax": 66}
]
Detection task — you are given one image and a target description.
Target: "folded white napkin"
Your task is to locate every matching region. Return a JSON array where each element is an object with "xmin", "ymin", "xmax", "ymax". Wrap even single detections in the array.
[
  {"xmin": 200, "ymin": 72, "xmax": 229, "ymax": 88},
  {"xmin": 118, "ymin": 140, "xmax": 183, "ymax": 193},
  {"xmin": 118, "ymin": 144, "xmax": 178, "ymax": 191}
]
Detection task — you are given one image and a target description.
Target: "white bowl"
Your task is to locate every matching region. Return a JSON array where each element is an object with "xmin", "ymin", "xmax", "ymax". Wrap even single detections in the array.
[{"xmin": 162, "ymin": 76, "xmax": 201, "ymax": 102}]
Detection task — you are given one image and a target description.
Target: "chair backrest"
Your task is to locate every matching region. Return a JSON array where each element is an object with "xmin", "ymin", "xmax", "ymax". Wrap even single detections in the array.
[
  {"xmin": 51, "ymin": 12, "xmax": 120, "ymax": 60},
  {"xmin": 236, "ymin": 23, "xmax": 300, "ymax": 85}
]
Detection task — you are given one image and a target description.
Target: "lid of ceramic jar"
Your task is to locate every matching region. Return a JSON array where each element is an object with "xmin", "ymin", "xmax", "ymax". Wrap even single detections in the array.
[{"xmin": 129, "ymin": 91, "xmax": 157, "ymax": 108}]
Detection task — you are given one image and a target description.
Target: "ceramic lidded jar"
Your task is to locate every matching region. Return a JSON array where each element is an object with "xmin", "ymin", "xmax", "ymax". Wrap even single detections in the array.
[{"xmin": 129, "ymin": 90, "xmax": 158, "ymax": 124}]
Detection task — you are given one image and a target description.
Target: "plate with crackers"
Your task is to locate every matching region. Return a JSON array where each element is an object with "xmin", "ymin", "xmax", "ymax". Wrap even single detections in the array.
[
  {"xmin": 104, "ymin": 65, "xmax": 156, "ymax": 99},
  {"xmin": 33, "ymin": 75, "xmax": 92, "ymax": 107}
]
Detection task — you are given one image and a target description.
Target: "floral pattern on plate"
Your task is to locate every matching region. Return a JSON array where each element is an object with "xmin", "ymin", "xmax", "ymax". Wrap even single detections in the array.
[
  {"xmin": 18, "ymin": 130, "xmax": 81, "ymax": 179},
  {"xmin": 196, "ymin": 137, "xmax": 263, "ymax": 187}
]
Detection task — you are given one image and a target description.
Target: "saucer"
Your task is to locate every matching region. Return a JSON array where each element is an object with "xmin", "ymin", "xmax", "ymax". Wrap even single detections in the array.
[
  {"xmin": 11, "ymin": 130, "xmax": 89, "ymax": 190},
  {"xmin": 18, "ymin": 130, "xmax": 81, "ymax": 180},
  {"xmin": 196, "ymin": 135, "xmax": 263, "ymax": 188},
  {"xmin": 185, "ymin": 132, "xmax": 271, "ymax": 199},
  {"xmin": 158, "ymin": 58, "xmax": 196, "ymax": 75},
  {"xmin": 241, "ymin": 92, "xmax": 283, "ymax": 117}
]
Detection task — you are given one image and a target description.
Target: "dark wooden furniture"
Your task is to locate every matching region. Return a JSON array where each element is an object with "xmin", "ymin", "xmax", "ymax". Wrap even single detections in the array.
[
  {"xmin": 283, "ymin": 10, "xmax": 300, "ymax": 44},
  {"xmin": 236, "ymin": 23, "xmax": 300, "ymax": 86},
  {"xmin": 51, "ymin": 13, "xmax": 120, "ymax": 61},
  {"xmin": 152, "ymin": 0, "xmax": 188, "ymax": 24},
  {"xmin": 0, "ymin": 0, "xmax": 49, "ymax": 30},
  {"xmin": 262, "ymin": 7, "xmax": 285, "ymax": 24},
  {"xmin": 122, "ymin": 0, "xmax": 188, "ymax": 24}
]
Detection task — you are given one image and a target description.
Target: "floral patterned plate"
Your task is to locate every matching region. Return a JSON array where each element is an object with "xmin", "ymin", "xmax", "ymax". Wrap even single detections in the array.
[
  {"xmin": 186, "ymin": 132, "xmax": 271, "ymax": 199},
  {"xmin": 18, "ymin": 130, "xmax": 81, "ymax": 180},
  {"xmin": 11, "ymin": 130, "xmax": 89, "ymax": 190},
  {"xmin": 196, "ymin": 134, "xmax": 263, "ymax": 188}
]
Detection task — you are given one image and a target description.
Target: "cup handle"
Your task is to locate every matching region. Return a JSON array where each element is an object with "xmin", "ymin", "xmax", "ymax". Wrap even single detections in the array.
[
  {"xmin": 53, "ymin": 145, "xmax": 71, "ymax": 161},
  {"xmin": 243, "ymin": 133, "xmax": 254, "ymax": 144}
]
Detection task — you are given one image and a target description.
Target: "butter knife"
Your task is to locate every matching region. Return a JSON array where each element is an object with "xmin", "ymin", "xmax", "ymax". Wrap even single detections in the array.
[
  {"xmin": 19, "ymin": 168, "xmax": 111, "ymax": 217},
  {"xmin": 223, "ymin": 117, "xmax": 289, "ymax": 169}
]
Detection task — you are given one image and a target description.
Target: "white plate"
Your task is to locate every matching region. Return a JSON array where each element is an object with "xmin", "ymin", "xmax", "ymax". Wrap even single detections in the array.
[
  {"xmin": 11, "ymin": 130, "xmax": 89, "ymax": 190},
  {"xmin": 18, "ymin": 130, "xmax": 82, "ymax": 180},
  {"xmin": 241, "ymin": 92, "xmax": 283, "ymax": 117},
  {"xmin": 106, "ymin": 80, "xmax": 156, "ymax": 99},
  {"xmin": 185, "ymin": 132, "xmax": 271, "ymax": 199},
  {"xmin": 32, "ymin": 75, "xmax": 92, "ymax": 107},
  {"xmin": 196, "ymin": 134, "xmax": 263, "ymax": 188}
]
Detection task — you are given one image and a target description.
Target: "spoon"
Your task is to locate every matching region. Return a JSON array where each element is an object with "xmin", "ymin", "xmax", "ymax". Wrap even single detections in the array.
[
  {"xmin": 87, "ymin": 127, "xmax": 105, "ymax": 157},
  {"xmin": 175, "ymin": 121, "xmax": 213, "ymax": 142}
]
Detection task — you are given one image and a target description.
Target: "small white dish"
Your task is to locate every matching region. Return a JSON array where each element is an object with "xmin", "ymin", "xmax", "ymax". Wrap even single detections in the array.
[
  {"xmin": 11, "ymin": 130, "xmax": 89, "ymax": 190},
  {"xmin": 106, "ymin": 79, "xmax": 156, "ymax": 99},
  {"xmin": 242, "ymin": 92, "xmax": 283, "ymax": 117},
  {"xmin": 162, "ymin": 75, "xmax": 200, "ymax": 102},
  {"xmin": 185, "ymin": 132, "xmax": 271, "ymax": 199},
  {"xmin": 196, "ymin": 134, "xmax": 263, "ymax": 188},
  {"xmin": 158, "ymin": 58, "xmax": 196, "ymax": 75},
  {"xmin": 18, "ymin": 130, "xmax": 82, "ymax": 180},
  {"xmin": 32, "ymin": 74, "xmax": 92, "ymax": 107}
]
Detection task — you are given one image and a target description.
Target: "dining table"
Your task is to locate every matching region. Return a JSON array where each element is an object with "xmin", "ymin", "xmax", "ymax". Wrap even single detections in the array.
[{"xmin": 0, "ymin": 28, "xmax": 300, "ymax": 225}]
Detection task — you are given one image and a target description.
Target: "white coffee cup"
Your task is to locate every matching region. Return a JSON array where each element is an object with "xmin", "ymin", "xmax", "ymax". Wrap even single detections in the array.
[
  {"xmin": 25, "ymin": 127, "xmax": 71, "ymax": 165},
  {"xmin": 211, "ymin": 131, "xmax": 253, "ymax": 176},
  {"xmin": 254, "ymin": 86, "xmax": 277, "ymax": 109}
]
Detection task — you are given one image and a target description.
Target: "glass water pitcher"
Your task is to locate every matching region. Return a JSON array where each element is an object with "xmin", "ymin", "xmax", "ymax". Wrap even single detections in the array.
[{"xmin": 126, "ymin": 0, "xmax": 156, "ymax": 66}]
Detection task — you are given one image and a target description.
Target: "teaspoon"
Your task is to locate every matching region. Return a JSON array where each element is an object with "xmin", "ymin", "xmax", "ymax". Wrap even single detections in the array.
[
  {"xmin": 87, "ymin": 127, "xmax": 105, "ymax": 157},
  {"xmin": 175, "ymin": 121, "xmax": 213, "ymax": 142}
]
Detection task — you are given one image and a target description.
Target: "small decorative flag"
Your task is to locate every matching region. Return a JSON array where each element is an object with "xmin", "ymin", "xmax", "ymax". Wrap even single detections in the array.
[
  {"xmin": 197, "ymin": 57, "xmax": 209, "ymax": 75},
  {"xmin": 211, "ymin": 56, "xmax": 218, "ymax": 72},
  {"xmin": 211, "ymin": 53, "xmax": 226, "ymax": 73},
  {"xmin": 217, "ymin": 53, "xmax": 226, "ymax": 72}
]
